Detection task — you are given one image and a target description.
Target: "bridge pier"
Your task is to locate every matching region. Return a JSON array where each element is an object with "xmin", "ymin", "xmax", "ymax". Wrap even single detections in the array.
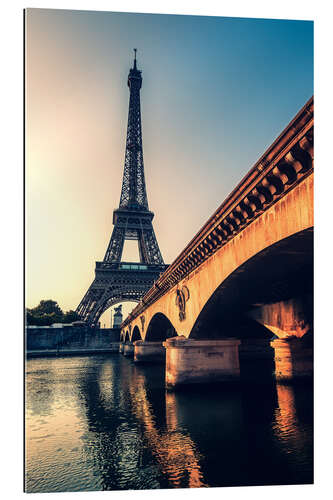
[
  {"xmin": 119, "ymin": 342, "xmax": 124, "ymax": 354},
  {"xmin": 134, "ymin": 341, "xmax": 165, "ymax": 363},
  {"xmin": 270, "ymin": 338, "xmax": 313, "ymax": 382},
  {"xmin": 123, "ymin": 342, "xmax": 135, "ymax": 357},
  {"xmin": 163, "ymin": 337, "xmax": 241, "ymax": 388}
]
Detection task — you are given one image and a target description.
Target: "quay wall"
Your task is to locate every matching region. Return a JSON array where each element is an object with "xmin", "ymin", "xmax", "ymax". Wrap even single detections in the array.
[{"xmin": 26, "ymin": 325, "xmax": 120, "ymax": 356}]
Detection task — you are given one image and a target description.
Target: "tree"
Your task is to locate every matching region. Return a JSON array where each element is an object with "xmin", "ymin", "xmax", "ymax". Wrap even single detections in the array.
[
  {"xmin": 63, "ymin": 310, "xmax": 80, "ymax": 323},
  {"xmin": 34, "ymin": 300, "xmax": 63, "ymax": 316},
  {"xmin": 26, "ymin": 300, "xmax": 83, "ymax": 326},
  {"xmin": 26, "ymin": 300, "xmax": 64, "ymax": 326},
  {"xmin": 26, "ymin": 310, "xmax": 36, "ymax": 325}
]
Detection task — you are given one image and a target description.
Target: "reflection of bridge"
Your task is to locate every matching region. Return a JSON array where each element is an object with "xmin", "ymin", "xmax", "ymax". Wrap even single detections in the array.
[
  {"xmin": 127, "ymin": 370, "xmax": 206, "ymax": 488},
  {"xmin": 121, "ymin": 97, "xmax": 313, "ymax": 387}
]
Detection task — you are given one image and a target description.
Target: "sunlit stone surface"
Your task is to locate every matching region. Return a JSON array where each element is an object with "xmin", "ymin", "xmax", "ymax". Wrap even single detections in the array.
[
  {"xmin": 164, "ymin": 337, "xmax": 241, "ymax": 388},
  {"xmin": 270, "ymin": 338, "xmax": 313, "ymax": 381},
  {"xmin": 134, "ymin": 341, "xmax": 165, "ymax": 363}
]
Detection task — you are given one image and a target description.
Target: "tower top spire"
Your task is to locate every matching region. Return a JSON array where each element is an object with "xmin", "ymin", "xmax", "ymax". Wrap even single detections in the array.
[
  {"xmin": 128, "ymin": 48, "xmax": 141, "ymax": 89},
  {"xmin": 133, "ymin": 48, "xmax": 137, "ymax": 69},
  {"xmin": 122, "ymin": 52, "xmax": 146, "ymax": 209}
]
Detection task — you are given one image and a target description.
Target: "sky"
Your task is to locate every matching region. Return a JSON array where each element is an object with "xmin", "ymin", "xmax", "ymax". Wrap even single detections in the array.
[{"xmin": 25, "ymin": 8, "xmax": 313, "ymax": 326}]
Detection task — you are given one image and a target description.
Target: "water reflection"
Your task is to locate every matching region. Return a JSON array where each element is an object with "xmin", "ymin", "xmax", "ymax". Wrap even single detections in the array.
[
  {"xmin": 25, "ymin": 355, "xmax": 313, "ymax": 493},
  {"xmin": 25, "ymin": 357, "xmax": 97, "ymax": 492},
  {"xmin": 73, "ymin": 356, "xmax": 157, "ymax": 490},
  {"xmin": 272, "ymin": 384, "xmax": 313, "ymax": 481},
  {"xmin": 128, "ymin": 367, "xmax": 206, "ymax": 488}
]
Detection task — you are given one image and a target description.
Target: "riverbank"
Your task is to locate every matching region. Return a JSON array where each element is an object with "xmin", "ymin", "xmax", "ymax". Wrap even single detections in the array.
[{"xmin": 26, "ymin": 343, "xmax": 120, "ymax": 358}]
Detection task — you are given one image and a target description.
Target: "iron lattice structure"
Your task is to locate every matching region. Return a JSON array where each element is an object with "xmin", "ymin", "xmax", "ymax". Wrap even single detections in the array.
[{"xmin": 77, "ymin": 52, "xmax": 167, "ymax": 326}]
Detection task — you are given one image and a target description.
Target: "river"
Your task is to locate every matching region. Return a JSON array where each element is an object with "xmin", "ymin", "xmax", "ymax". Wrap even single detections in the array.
[{"xmin": 25, "ymin": 353, "xmax": 313, "ymax": 492}]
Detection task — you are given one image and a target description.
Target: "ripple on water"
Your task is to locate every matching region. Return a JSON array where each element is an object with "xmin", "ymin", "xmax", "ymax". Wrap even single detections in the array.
[{"xmin": 25, "ymin": 355, "xmax": 313, "ymax": 492}]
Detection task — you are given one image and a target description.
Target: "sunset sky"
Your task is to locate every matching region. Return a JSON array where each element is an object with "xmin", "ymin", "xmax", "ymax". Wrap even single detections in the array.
[{"xmin": 25, "ymin": 9, "xmax": 313, "ymax": 326}]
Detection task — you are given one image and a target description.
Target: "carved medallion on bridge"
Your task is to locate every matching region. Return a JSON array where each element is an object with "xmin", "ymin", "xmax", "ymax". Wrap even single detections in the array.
[
  {"xmin": 140, "ymin": 315, "xmax": 145, "ymax": 331},
  {"xmin": 175, "ymin": 286, "xmax": 190, "ymax": 321}
]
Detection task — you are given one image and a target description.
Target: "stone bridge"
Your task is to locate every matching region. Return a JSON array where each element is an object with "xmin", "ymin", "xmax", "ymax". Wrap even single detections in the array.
[{"xmin": 120, "ymin": 97, "xmax": 313, "ymax": 388}]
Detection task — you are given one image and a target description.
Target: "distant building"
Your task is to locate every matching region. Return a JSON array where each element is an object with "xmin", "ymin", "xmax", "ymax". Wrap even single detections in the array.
[{"xmin": 113, "ymin": 305, "xmax": 123, "ymax": 328}]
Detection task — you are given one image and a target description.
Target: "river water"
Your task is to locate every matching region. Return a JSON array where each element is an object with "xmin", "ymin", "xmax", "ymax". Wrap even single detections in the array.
[{"xmin": 25, "ymin": 354, "xmax": 313, "ymax": 492}]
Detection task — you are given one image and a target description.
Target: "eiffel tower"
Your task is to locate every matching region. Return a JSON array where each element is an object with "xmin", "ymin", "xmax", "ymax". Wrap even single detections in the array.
[{"xmin": 77, "ymin": 51, "xmax": 167, "ymax": 326}]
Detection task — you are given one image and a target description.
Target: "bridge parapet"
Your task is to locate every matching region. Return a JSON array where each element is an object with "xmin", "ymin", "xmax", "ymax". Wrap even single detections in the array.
[{"xmin": 122, "ymin": 97, "xmax": 313, "ymax": 330}]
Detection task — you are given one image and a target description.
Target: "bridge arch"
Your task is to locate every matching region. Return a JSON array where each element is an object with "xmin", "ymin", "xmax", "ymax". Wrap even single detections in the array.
[
  {"xmin": 189, "ymin": 227, "xmax": 313, "ymax": 341},
  {"xmin": 131, "ymin": 325, "xmax": 142, "ymax": 342},
  {"xmin": 124, "ymin": 330, "xmax": 130, "ymax": 342},
  {"xmin": 145, "ymin": 313, "xmax": 178, "ymax": 342}
]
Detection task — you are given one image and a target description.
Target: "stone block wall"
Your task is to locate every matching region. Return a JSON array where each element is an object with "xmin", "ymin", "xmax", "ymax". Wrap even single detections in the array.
[{"xmin": 26, "ymin": 325, "xmax": 120, "ymax": 352}]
